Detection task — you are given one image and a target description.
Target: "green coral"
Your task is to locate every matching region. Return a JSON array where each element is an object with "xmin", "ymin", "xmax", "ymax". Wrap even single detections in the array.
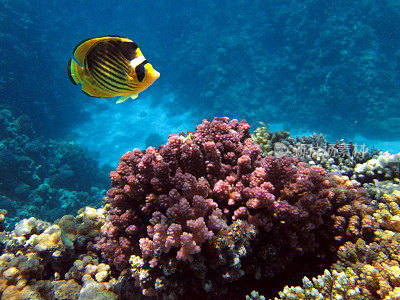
[{"xmin": 251, "ymin": 122, "xmax": 290, "ymax": 156}]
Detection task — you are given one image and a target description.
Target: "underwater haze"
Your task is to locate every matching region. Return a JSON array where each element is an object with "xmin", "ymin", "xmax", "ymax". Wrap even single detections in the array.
[
  {"xmin": 1, "ymin": 0, "xmax": 400, "ymax": 299},
  {"xmin": 1, "ymin": 1, "xmax": 400, "ymax": 162}
]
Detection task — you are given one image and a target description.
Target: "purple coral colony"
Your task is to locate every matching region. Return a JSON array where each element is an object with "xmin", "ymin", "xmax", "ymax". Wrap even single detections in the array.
[{"xmin": 1, "ymin": 117, "xmax": 400, "ymax": 299}]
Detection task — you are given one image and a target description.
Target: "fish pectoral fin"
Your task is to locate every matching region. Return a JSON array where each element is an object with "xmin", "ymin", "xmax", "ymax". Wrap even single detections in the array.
[{"xmin": 116, "ymin": 95, "xmax": 131, "ymax": 104}]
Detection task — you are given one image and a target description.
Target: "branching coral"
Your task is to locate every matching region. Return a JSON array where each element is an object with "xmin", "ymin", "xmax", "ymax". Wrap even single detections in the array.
[
  {"xmin": 273, "ymin": 176, "xmax": 400, "ymax": 300},
  {"xmin": 331, "ymin": 233, "xmax": 400, "ymax": 299},
  {"xmin": 275, "ymin": 269, "xmax": 362, "ymax": 300},
  {"xmin": 373, "ymin": 186, "xmax": 400, "ymax": 233},
  {"xmin": 251, "ymin": 122, "xmax": 378, "ymax": 178},
  {"xmin": 89, "ymin": 117, "xmax": 376, "ymax": 298},
  {"xmin": 353, "ymin": 152, "xmax": 400, "ymax": 183},
  {"xmin": 327, "ymin": 174, "xmax": 376, "ymax": 244},
  {"xmin": 251, "ymin": 122, "xmax": 290, "ymax": 157},
  {"xmin": 93, "ymin": 118, "xmax": 335, "ymax": 272}
]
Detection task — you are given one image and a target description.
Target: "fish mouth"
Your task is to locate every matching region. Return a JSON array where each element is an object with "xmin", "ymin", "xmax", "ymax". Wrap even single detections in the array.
[{"xmin": 152, "ymin": 70, "xmax": 160, "ymax": 80}]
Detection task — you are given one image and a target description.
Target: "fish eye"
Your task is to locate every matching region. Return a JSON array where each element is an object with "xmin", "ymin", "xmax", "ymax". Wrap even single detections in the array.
[{"xmin": 135, "ymin": 61, "xmax": 147, "ymax": 82}]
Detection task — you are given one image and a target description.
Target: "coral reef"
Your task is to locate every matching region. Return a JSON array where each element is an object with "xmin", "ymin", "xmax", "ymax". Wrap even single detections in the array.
[
  {"xmin": 353, "ymin": 152, "xmax": 400, "ymax": 183},
  {"xmin": 0, "ymin": 207, "xmax": 115, "ymax": 299},
  {"xmin": 0, "ymin": 251, "xmax": 119, "ymax": 299},
  {"xmin": 90, "ymin": 117, "xmax": 375, "ymax": 298},
  {"xmin": 252, "ymin": 122, "xmax": 379, "ymax": 178},
  {"xmin": 0, "ymin": 109, "xmax": 110, "ymax": 228},
  {"xmin": 273, "ymin": 171, "xmax": 400, "ymax": 300},
  {"xmin": 0, "ymin": 252, "xmax": 54, "ymax": 299},
  {"xmin": 276, "ymin": 269, "xmax": 362, "ymax": 300},
  {"xmin": 167, "ymin": 0, "xmax": 400, "ymax": 140},
  {"xmin": 0, "ymin": 117, "xmax": 397, "ymax": 299},
  {"xmin": 3, "ymin": 0, "xmax": 400, "ymax": 297},
  {"xmin": 251, "ymin": 122, "xmax": 290, "ymax": 156}
]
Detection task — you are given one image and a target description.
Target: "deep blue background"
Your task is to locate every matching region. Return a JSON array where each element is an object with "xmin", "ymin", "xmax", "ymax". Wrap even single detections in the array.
[{"xmin": 1, "ymin": 0, "xmax": 399, "ymax": 151}]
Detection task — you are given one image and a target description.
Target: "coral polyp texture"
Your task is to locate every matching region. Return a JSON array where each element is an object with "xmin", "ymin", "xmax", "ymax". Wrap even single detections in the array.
[
  {"xmin": 269, "ymin": 178, "xmax": 400, "ymax": 300},
  {"xmin": 89, "ymin": 117, "xmax": 375, "ymax": 297}
]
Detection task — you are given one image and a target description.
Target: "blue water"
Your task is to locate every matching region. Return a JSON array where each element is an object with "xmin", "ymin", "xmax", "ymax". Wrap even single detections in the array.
[{"xmin": 1, "ymin": 0, "xmax": 400, "ymax": 224}]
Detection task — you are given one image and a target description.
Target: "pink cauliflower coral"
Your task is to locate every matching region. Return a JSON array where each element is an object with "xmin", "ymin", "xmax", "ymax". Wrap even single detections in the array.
[{"xmin": 92, "ymin": 117, "xmax": 333, "ymax": 271}]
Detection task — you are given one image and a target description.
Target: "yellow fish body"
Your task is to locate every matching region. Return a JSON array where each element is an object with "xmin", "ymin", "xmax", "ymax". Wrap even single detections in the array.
[{"xmin": 67, "ymin": 36, "xmax": 160, "ymax": 103}]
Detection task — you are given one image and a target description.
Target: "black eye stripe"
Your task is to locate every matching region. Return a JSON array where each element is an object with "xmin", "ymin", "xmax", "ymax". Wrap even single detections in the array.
[{"xmin": 135, "ymin": 60, "xmax": 148, "ymax": 82}]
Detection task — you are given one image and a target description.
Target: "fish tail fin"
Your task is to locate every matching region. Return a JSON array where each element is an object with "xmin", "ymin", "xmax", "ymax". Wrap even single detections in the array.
[{"xmin": 67, "ymin": 58, "xmax": 85, "ymax": 85}]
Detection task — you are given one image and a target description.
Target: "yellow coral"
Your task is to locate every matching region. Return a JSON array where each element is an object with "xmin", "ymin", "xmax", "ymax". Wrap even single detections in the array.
[
  {"xmin": 387, "ymin": 264, "xmax": 400, "ymax": 286},
  {"xmin": 275, "ymin": 269, "xmax": 362, "ymax": 300},
  {"xmin": 75, "ymin": 207, "xmax": 107, "ymax": 238},
  {"xmin": 0, "ymin": 251, "xmax": 52, "ymax": 299},
  {"xmin": 374, "ymin": 191, "xmax": 400, "ymax": 233},
  {"xmin": 385, "ymin": 286, "xmax": 400, "ymax": 299},
  {"xmin": 27, "ymin": 225, "xmax": 62, "ymax": 253},
  {"xmin": 52, "ymin": 279, "xmax": 81, "ymax": 299},
  {"xmin": 251, "ymin": 122, "xmax": 290, "ymax": 156},
  {"xmin": 393, "ymin": 190, "xmax": 400, "ymax": 201},
  {"xmin": 54, "ymin": 207, "xmax": 108, "ymax": 250},
  {"xmin": 390, "ymin": 202, "xmax": 400, "ymax": 216}
]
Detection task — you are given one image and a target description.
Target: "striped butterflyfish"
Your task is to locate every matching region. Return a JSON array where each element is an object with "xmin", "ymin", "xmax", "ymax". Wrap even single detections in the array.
[{"xmin": 67, "ymin": 36, "xmax": 160, "ymax": 104}]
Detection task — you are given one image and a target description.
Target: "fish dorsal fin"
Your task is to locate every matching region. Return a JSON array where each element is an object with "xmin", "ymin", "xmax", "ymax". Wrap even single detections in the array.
[
  {"xmin": 73, "ymin": 37, "xmax": 105, "ymax": 66},
  {"xmin": 114, "ymin": 40, "xmax": 139, "ymax": 61},
  {"xmin": 73, "ymin": 35, "xmax": 134, "ymax": 66}
]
